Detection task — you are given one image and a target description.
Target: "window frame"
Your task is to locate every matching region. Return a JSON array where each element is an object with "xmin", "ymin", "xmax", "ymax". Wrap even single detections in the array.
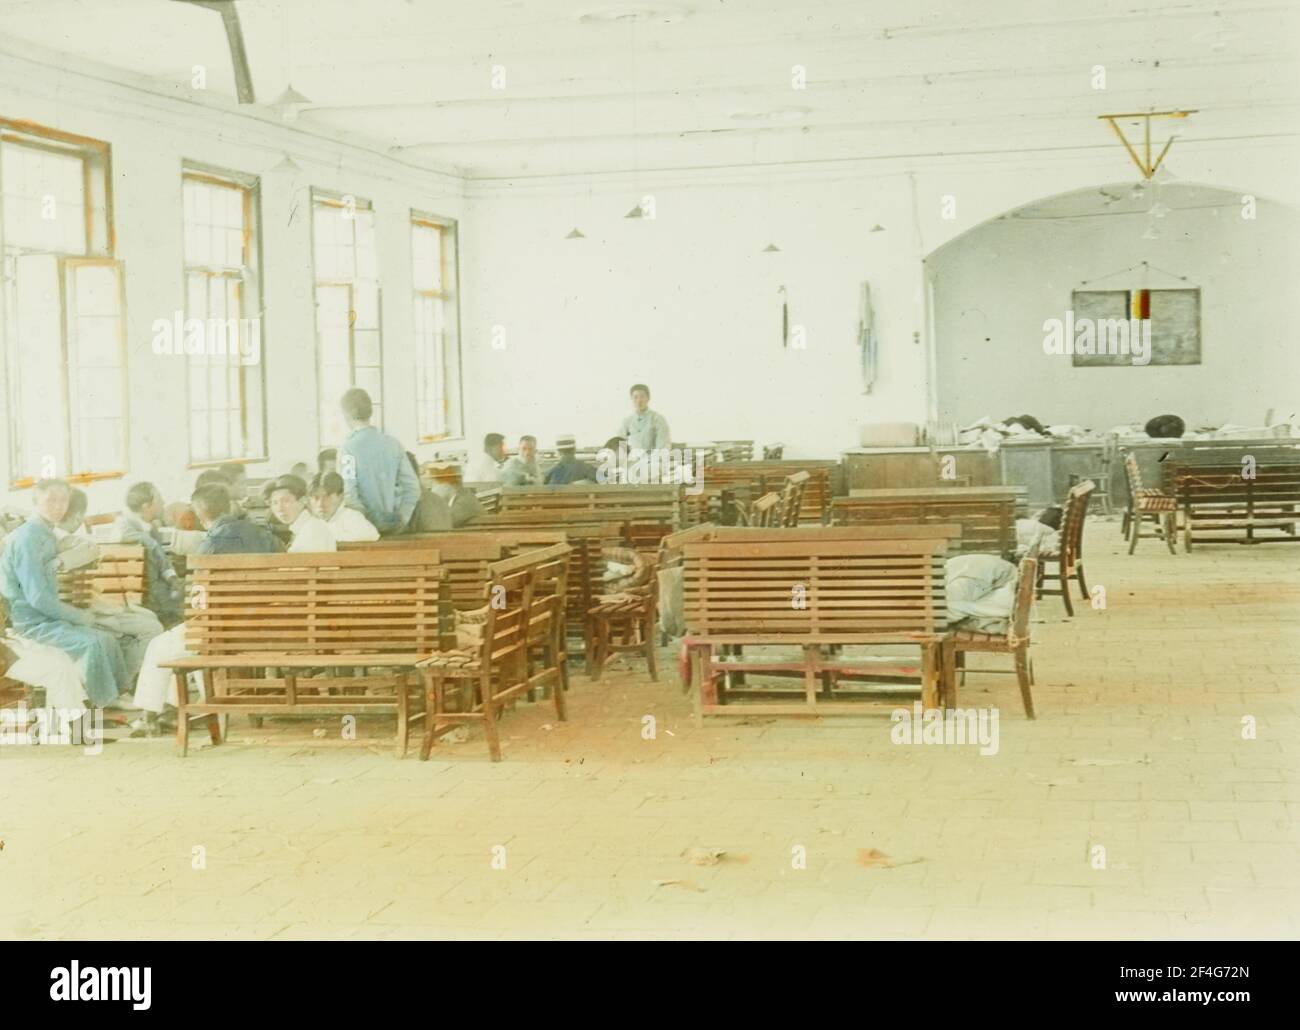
[
  {"xmin": 1, "ymin": 118, "xmax": 123, "ymax": 488},
  {"xmin": 411, "ymin": 210, "xmax": 463, "ymax": 443},
  {"xmin": 180, "ymin": 163, "xmax": 268, "ymax": 468},
  {"xmin": 310, "ymin": 188, "xmax": 384, "ymax": 447}
]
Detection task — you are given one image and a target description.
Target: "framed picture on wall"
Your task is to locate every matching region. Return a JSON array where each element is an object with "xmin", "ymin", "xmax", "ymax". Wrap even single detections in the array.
[{"xmin": 1070, "ymin": 287, "xmax": 1201, "ymax": 366}]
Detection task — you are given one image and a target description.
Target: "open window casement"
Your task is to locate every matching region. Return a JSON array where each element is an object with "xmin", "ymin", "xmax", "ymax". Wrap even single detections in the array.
[{"xmin": 6, "ymin": 256, "xmax": 128, "ymax": 486}]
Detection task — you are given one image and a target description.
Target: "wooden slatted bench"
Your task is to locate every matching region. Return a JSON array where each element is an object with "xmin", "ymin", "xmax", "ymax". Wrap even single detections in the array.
[
  {"xmin": 160, "ymin": 550, "xmax": 446, "ymax": 756},
  {"xmin": 681, "ymin": 532, "xmax": 950, "ymax": 721},
  {"xmin": 832, "ymin": 487, "xmax": 1021, "ymax": 556},
  {"xmin": 1162, "ymin": 461, "xmax": 1300, "ymax": 549}
]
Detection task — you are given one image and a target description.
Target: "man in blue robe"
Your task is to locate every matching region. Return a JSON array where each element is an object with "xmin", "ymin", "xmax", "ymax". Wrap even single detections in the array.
[{"xmin": 0, "ymin": 479, "xmax": 127, "ymax": 707}]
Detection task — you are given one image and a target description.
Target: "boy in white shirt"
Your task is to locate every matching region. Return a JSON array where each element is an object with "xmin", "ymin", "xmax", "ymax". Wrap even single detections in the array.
[
  {"xmin": 268, "ymin": 475, "xmax": 337, "ymax": 553},
  {"xmin": 309, "ymin": 472, "xmax": 380, "ymax": 543}
]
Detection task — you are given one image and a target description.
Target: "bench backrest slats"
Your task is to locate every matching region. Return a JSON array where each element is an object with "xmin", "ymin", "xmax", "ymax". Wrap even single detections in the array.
[
  {"xmin": 185, "ymin": 551, "xmax": 443, "ymax": 656},
  {"xmin": 683, "ymin": 538, "xmax": 947, "ymax": 643}
]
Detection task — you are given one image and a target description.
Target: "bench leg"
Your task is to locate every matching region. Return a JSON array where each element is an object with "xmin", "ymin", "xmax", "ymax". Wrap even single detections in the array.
[
  {"xmin": 643, "ymin": 609, "xmax": 658, "ymax": 681},
  {"xmin": 1015, "ymin": 646, "xmax": 1035, "ymax": 719},
  {"xmin": 174, "ymin": 670, "xmax": 189, "ymax": 757},
  {"xmin": 1163, "ymin": 513, "xmax": 1178, "ymax": 555},
  {"xmin": 480, "ymin": 671, "xmax": 503, "ymax": 762},
  {"xmin": 1075, "ymin": 561, "xmax": 1088, "ymax": 602},
  {"xmin": 1128, "ymin": 514, "xmax": 1141, "ymax": 554},
  {"xmin": 418, "ymin": 670, "xmax": 439, "ymax": 761},
  {"xmin": 203, "ymin": 670, "xmax": 221, "ymax": 746},
  {"xmin": 941, "ymin": 641, "xmax": 957, "ymax": 710},
  {"xmin": 1059, "ymin": 568, "xmax": 1074, "ymax": 618},
  {"xmin": 920, "ymin": 645, "xmax": 939, "ymax": 712},
  {"xmin": 395, "ymin": 671, "xmax": 409, "ymax": 758}
]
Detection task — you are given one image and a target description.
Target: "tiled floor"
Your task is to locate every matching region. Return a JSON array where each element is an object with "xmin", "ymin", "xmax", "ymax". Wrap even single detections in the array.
[{"xmin": 3, "ymin": 518, "xmax": 1298, "ymax": 940}]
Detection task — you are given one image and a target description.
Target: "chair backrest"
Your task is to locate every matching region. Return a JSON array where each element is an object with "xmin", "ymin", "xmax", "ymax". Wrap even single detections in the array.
[
  {"xmin": 780, "ymin": 471, "xmax": 811, "ymax": 527},
  {"xmin": 682, "ymin": 536, "xmax": 948, "ymax": 644},
  {"xmin": 1124, "ymin": 453, "xmax": 1145, "ymax": 494},
  {"xmin": 762, "ymin": 443, "xmax": 785, "ymax": 460},
  {"xmin": 476, "ymin": 569, "xmax": 533, "ymax": 665},
  {"xmin": 751, "ymin": 491, "xmax": 781, "ymax": 527},
  {"xmin": 183, "ymin": 550, "xmax": 444, "ymax": 657},
  {"xmin": 1062, "ymin": 479, "xmax": 1095, "ymax": 562},
  {"xmin": 1008, "ymin": 545, "xmax": 1039, "ymax": 646}
]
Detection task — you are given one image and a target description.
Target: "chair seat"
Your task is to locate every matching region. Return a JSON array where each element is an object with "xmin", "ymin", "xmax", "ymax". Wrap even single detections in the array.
[
  {"xmin": 1135, "ymin": 495, "xmax": 1178, "ymax": 512},
  {"xmin": 418, "ymin": 648, "xmax": 481, "ymax": 671},
  {"xmin": 589, "ymin": 595, "xmax": 645, "ymax": 616},
  {"xmin": 952, "ymin": 629, "xmax": 1004, "ymax": 643}
]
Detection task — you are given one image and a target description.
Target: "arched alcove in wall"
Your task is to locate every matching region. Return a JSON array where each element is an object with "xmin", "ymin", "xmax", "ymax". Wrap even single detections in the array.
[{"xmin": 924, "ymin": 182, "xmax": 1300, "ymax": 432}]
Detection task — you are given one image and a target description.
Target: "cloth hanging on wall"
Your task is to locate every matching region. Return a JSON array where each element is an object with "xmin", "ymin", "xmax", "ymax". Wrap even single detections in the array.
[{"xmin": 858, "ymin": 281, "xmax": 877, "ymax": 394}]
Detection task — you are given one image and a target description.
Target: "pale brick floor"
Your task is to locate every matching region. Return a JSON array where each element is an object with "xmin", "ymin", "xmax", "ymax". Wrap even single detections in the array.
[{"xmin": 2, "ymin": 518, "xmax": 1298, "ymax": 940}]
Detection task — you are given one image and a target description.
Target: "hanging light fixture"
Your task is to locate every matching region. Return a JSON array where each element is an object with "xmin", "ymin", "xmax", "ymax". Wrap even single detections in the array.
[
  {"xmin": 870, "ymin": 224, "xmax": 885, "ymax": 233},
  {"xmin": 624, "ymin": 204, "xmax": 644, "ymax": 219},
  {"xmin": 271, "ymin": 153, "xmax": 301, "ymax": 174},
  {"xmin": 762, "ymin": 242, "xmax": 780, "ymax": 253},
  {"xmin": 565, "ymin": 227, "xmax": 586, "ymax": 239},
  {"xmin": 272, "ymin": 84, "xmax": 312, "ymax": 121}
]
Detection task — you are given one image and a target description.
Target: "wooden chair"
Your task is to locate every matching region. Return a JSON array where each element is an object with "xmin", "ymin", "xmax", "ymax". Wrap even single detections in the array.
[
  {"xmin": 779, "ymin": 471, "xmax": 810, "ymax": 527},
  {"xmin": 1122, "ymin": 453, "xmax": 1178, "ymax": 554},
  {"xmin": 1036, "ymin": 480, "xmax": 1093, "ymax": 616},
  {"xmin": 586, "ymin": 551, "xmax": 659, "ymax": 682},
  {"xmin": 944, "ymin": 546, "xmax": 1039, "ymax": 717},
  {"xmin": 748, "ymin": 491, "xmax": 781, "ymax": 527},
  {"xmin": 762, "ymin": 443, "xmax": 785, "ymax": 460},
  {"xmin": 419, "ymin": 551, "xmax": 567, "ymax": 762}
]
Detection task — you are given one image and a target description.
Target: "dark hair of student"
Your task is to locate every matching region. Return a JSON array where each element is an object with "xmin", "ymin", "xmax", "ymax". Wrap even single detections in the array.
[
  {"xmin": 520, "ymin": 435, "xmax": 537, "ymax": 446},
  {"xmin": 484, "ymin": 433, "xmax": 505, "ymax": 450},
  {"xmin": 191, "ymin": 483, "xmax": 232, "ymax": 520},
  {"xmin": 629, "ymin": 383, "xmax": 650, "ymax": 398},
  {"xmin": 317, "ymin": 448, "xmax": 337, "ymax": 468},
  {"xmin": 341, "ymin": 387, "xmax": 373, "ymax": 421},
  {"xmin": 65, "ymin": 488, "xmax": 89, "ymax": 521},
  {"xmin": 194, "ymin": 469, "xmax": 227, "ymax": 491},
  {"xmin": 1037, "ymin": 506, "xmax": 1064, "ymax": 531},
  {"xmin": 217, "ymin": 462, "xmax": 245, "ymax": 483},
  {"xmin": 311, "ymin": 471, "xmax": 346, "ymax": 496},
  {"xmin": 270, "ymin": 474, "xmax": 308, "ymax": 500},
  {"xmin": 126, "ymin": 481, "xmax": 159, "ymax": 513}
]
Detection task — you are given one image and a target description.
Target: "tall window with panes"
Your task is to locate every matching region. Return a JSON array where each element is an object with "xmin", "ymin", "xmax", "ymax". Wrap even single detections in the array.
[
  {"xmin": 1, "ymin": 120, "xmax": 125, "ymax": 487},
  {"xmin": 181, "ymin": 168, "xmax": 266, "ymax": 464},
  {"xmin": 411, "ymin": 213, "xmax": 461, "ymax": 441},
  {"xmin": 312, "ymin": 191, "xmax": 382, "ymax": 445}
]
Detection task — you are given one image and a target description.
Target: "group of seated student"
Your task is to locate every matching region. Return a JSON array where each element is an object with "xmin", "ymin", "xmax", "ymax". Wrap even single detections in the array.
[
  {"xmin": 0, "ymin": 386, "xmax": 491, "ymax": 733},
  {"xmin": 467, "ymin": 382, "xmax": 672, "ymax": 487}
]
